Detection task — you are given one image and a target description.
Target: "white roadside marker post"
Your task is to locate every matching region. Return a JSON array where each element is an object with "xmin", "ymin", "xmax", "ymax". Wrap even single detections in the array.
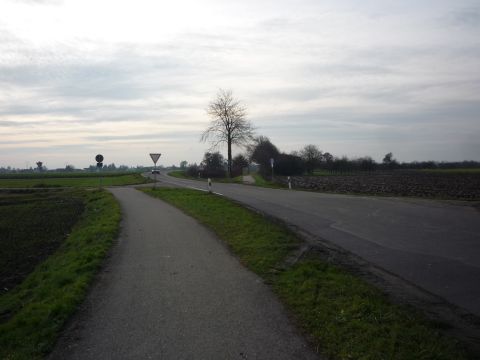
[
  {"xmin": 288, "ymin": 176, "xmax": 292, "ymax": 190},
  {"xmin": 208, "ymin": 178, "xmax": 212, "ymax": 193},
  {"xmin": 270, "ymin": 158, "xmax": 274, "ymax": 180}
]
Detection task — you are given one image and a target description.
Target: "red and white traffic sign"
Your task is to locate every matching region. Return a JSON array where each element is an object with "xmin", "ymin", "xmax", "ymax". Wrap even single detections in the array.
[{"xmin": 149, "ymin": 153, "xmax": 161, "ymax": 164}]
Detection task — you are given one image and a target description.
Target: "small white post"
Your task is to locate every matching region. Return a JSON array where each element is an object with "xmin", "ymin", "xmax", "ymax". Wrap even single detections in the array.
[
  {"xmin": 208, "ymin": 178, "xmax": 212, "ymax": 193},
  {"xmin": 288, "ymin": 176, "xmax": 292, "ymax": 190}
]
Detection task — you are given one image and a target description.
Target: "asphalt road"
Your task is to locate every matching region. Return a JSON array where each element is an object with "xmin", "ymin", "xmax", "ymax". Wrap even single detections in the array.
[
  {"xmin": 152, "ymin": 173, "xmax": 480, "ymax": 316},
  {"xmin": 50, "ymin": 187, "xmax": 319, "ymax": 360}
]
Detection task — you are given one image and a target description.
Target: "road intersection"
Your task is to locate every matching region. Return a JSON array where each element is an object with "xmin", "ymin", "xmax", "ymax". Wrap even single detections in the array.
[{"xmin": 153, "ymin": 172, "xmax": 480, "ymax": 317}]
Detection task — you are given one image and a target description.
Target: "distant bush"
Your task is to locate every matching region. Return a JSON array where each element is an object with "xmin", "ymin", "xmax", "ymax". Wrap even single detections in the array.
[
  {"xmin": 201, "ymin": 152, "xmax": 226, "ymax": 178},
  {"xmin": 232, "ymin": 154, "xmax": 249, "ymax": 177},
  {"xmin": 275, "ymin": 153, "xmax": 305, "ymax": 176},
  {"xmin": 186, "ymin": 164, "xmax": 200, "ymax": 178}
]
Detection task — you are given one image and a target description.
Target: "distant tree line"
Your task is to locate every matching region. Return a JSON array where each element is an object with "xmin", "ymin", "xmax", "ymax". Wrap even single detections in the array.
[{"xmin": 186, "ymin": 133, "xmax": 480, "ymax": 179}]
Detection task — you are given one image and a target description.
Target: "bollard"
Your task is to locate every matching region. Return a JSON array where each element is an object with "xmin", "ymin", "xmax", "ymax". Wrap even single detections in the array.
[
  {"xmin": 208, "ymin": 178, "xmax": 212, "ymax": 193},
  {"xmin": 288, "ymin": 176, "xmax": 292, "ymax": 190}
]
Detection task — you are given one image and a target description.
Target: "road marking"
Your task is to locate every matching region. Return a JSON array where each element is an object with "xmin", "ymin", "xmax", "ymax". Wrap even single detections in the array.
[{"xmin": 187, "ymin": 185, "xmax": 224, "ymax": 196}]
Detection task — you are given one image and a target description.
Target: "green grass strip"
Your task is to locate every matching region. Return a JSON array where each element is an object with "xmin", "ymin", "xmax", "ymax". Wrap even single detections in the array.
[
  {"xmin": 168, "ymin": 170, "xmax": 243, "ymax": 184},
  {"xmin": 143, "ymin": 187, "xmax": 468, "ymax": 360},
  {"xmin": 143, "ymin": 188, "xmax": 297, "ymax": 276},
  {"xmin": 274, "ymin": 259, "xmax": 466, "ymax": 360},
  {"xmin": 0, "ymin": 171, "xmax": 142, "ymax": 179},
  {"xmin": 0, "ymin": 190, "xmax": 121, "ymax": 360},
  {"xmin": 168, "ymin": 170, "xmax": 194, "ymax": 179},
  {"xmin": 0, "ymin": 173, "xmax": 150, "ymax": 188},
  {"xmin": 251, "ymin": 173, "xmax": 285, "ymax": 188}
]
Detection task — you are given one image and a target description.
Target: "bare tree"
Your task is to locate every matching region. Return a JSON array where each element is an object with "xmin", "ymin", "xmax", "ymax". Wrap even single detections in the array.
[
  {"xmin": 300, "ymin": 144, "xmax": 323, "ymax": 174},
  {"xmin": 201, "ymin": 89, "xmax": 254, "ymax": 177}
]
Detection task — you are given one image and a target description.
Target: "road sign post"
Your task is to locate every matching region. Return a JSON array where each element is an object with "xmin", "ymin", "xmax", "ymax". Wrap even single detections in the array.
[
  {"xmin": 149, "ymin": 153, "xmax": 161, "ymax": 188},
  {"xmin": 95, "ymin": 154, "xmax": 104, "ymax": 189}
]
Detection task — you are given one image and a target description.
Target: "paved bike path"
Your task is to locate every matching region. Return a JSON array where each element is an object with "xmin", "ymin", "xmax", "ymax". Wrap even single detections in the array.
[{"xmin": 49, "ymin": 187, "xmax": 318, "ymax": 360}]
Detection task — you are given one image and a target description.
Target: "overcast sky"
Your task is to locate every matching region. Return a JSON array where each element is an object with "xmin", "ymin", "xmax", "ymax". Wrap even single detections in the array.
[{"xmin": 1, "ymin": 0, "xmax": 479, "ymax": 169}]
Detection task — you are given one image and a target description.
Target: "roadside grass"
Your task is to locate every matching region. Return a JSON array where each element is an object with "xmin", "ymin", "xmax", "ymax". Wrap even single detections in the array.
[
  {"xmin": 0, "ymin": 171, "xmax": 143, "ymax": 179},
  {"xmin": 0, "ymin": 173, "xmax": 150, "ymax": 188},
  {"xmin": 251, "ymin": 173, "xmax": 286, "ymax": 189},
  {"xmin": 274, "ymin": 258, "xmax": 465, "ymax": 360},
  {"xmin": 168, "ymin": 170, "xmax": 243, "ymax": 184},
  {"xmin": 0, "ymin": 189, "xmax": 121, "ymax": 360},
  {"xmin": 142, "ymin": 187, "xmax": 297, "ymax": 276},
  {"xmin": 143, "ymin": 187, "xmax": 469, "ymax": 360},
  {"xmin": 168, "ymin": 170, "xmax": 194, "ymax": 179}
]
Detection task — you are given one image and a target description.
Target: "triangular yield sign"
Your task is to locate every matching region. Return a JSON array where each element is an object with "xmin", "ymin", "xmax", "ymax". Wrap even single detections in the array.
[{"xmin": 149, "ymin": 153, "xmax": 161, "ymax": 164}]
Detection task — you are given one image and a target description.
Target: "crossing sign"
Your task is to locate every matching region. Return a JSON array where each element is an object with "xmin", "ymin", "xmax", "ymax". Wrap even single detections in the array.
[{"xmin": 149, "ymin": 153, "xmax": 161, "ymax": 164}]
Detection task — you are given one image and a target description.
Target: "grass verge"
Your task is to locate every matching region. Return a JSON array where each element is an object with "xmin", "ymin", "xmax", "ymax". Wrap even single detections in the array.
[
  {"xmin": 251, "ymin": 173, "xmax": 286, "ymax": 188},
  {"xmin": 142, "ymin": 187, "xmax": 469, "ymax": 360},
  {"xmin": 0, "ymin": 173, "xmax": 150, "ymax": 188},
  {"xmin": 142, "ymin": 187, "xmax": 297, "ymax": 275},
  {"xmin": 168, "ymin": 171, "xmax": 243, "ymax": 184},
  {"xmin": 168, "ymin": 170, "xmax": 193, "ymax": 179},
  {"xmin": 0, "ymin": 189, "xmax": 121, "ymax": 360}
]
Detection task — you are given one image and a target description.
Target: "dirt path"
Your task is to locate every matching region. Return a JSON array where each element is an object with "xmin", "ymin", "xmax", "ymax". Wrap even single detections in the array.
[{"xmin": 49, "ymin": 187, "xmax": 319, "ymax": 360}]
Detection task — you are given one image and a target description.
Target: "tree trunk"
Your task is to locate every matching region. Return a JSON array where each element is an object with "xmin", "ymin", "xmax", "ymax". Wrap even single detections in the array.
[{"xmin": 227, "ymin": 139, "xmax": 232, "ymax": 178}]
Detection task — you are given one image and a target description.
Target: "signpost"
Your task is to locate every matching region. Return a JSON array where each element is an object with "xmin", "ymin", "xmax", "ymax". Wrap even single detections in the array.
[
  {"xmin": 149, "ymin": 153, "xmax": 161, "ymax": 188},
  {"xmin": 95, "ymin": 154, "xmax": 104, "ymax": 188}
]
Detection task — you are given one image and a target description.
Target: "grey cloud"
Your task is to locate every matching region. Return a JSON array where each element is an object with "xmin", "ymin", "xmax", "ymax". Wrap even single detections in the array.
[
  {"xmin": 305, "ymin": 63, "xmax": 394, "ymax": 76},
  {"xmin": 258, "ymin": 100, "xmax": 480, "ymax": 127},
  {"xmin": 0, "ymin": 43, "xmax": 193, "ymax": 101},
  {"xmin": 87, "ymin": 131, "xmax": 199, "ymax": 142},
  {"xmin": 256, "ymin": 100, "xmax": 480, "ymax": 161},
  {"xmin": 0, "ymin": 63, "xmax": 162, "ymax": 101},
  {"xmin": 0, "ymin": 138, "xmax": 51, "ymax": 145},
  {"xmin": 445, "ymin": 7, "xmax": 480, "ymax": 27},
  {"xmin": 0, "ymin": 120, "xmax": 22, "ymax": 127}
]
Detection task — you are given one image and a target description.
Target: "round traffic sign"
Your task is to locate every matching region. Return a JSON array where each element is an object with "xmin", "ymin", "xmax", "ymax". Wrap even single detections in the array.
[{"xmin": 95, "ymin": 154, "xmax": 104, "ymax": 163}]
